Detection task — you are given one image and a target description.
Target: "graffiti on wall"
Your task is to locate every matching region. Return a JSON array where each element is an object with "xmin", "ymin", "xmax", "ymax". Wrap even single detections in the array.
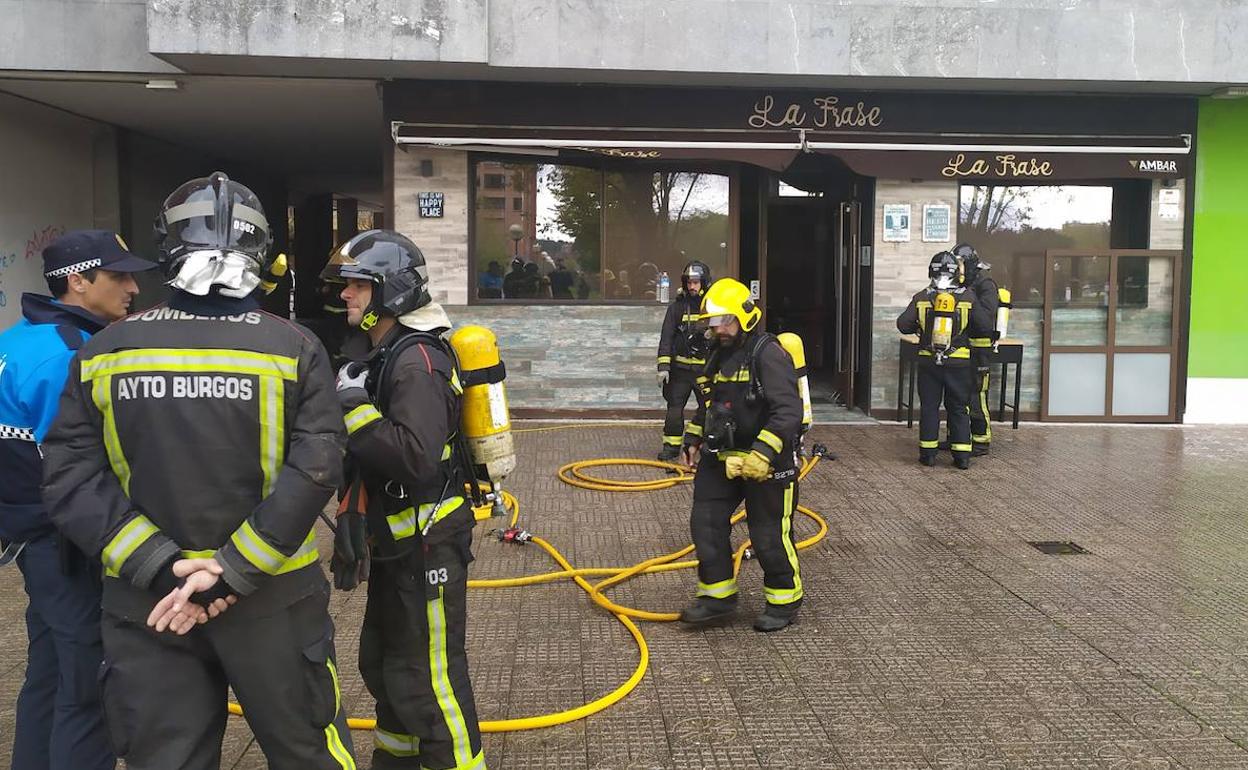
[{"xmin": 0, "ymin": 226, "xmax": 65, "ymax": 309}]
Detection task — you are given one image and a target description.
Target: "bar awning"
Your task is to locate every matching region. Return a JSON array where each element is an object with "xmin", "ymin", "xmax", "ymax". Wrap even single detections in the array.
[{"xmin": 391, "ymin": 122, "xmax": 1191, "ymax": 180}]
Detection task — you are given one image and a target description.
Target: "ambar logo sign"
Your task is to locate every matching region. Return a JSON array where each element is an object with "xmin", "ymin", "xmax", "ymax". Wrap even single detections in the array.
[{"xmin": 1129, "ymin": 159, "xmax": 1179, "ymax": 173}]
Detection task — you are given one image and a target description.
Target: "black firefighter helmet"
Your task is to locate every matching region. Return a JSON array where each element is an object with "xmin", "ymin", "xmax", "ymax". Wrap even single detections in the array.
[
  {"xmin": 153, "ymin": 171, "xmax": 274, "ymax": 284},
  {"xmin": 681, "ymin": 260, "xmax": 711, "ymax": 296},
  {"xmin": 952, "ymin": 242, "xmax": 991, "ymax": 284},
  {"xmin": 320, "ymin": 229, "xmax": 431, "ymax": 331},
  {"xmin": 928, "ymin": 251, "xmax": 961, "ymax": 291}
]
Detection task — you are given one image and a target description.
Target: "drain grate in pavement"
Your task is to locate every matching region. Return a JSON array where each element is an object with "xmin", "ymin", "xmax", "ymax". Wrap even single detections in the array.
[{"xmin": 1028, "ymin": 540, "xmax": 1090, "ymax": 555}]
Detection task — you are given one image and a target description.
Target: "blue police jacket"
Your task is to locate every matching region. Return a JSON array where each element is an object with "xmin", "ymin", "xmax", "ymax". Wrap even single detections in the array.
[{"xmin": 0, "ymin": 293, "xmax": 105, "ymax": 542}]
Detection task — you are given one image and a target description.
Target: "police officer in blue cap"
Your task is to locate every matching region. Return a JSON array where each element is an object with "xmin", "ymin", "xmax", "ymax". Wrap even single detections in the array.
[{"xmin": 0, "ymin": 229, "xmax": 156, "ymax": 770}]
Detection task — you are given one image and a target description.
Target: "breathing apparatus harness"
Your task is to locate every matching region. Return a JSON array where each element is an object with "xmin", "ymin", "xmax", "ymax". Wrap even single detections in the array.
[
  {"xmin": 700, "ymin": 330, "xmax": 778, "ymax": 456},
  {"xmin": 338, "ymin": 329, "xmax": 478, "ymax": 562}
]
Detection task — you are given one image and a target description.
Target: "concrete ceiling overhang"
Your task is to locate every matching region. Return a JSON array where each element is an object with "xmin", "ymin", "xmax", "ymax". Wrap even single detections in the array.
[
  {"xmin": 0, "ymin": 74, "xmax": 385, "ymax": 201},
  {"xmin": 153, "ymin": 53, "xmax": 1237, "ymax": 97}
]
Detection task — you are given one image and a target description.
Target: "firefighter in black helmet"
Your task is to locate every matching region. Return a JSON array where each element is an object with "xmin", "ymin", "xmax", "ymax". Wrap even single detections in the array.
[
  {"xmin": 953, "ymin": 242, "xmax": 999, "ymax": 456},
  {"xmin": 657, "ymin": 260, "xmax": 711, "ymax": 460},
  {"xmin": 679, "ymin": 278, "xmax": 804, "ymax": 632},
  {"xmin": 321, "ymin": 230, "xmax": 485, "ymax": 770},
  {"xmin": 41, "ymin": 172, "xmax": 356, "ymax": 769},
  {"xmin": 897, "ymin": 251, "xmax": 993, "ymax": 469}
]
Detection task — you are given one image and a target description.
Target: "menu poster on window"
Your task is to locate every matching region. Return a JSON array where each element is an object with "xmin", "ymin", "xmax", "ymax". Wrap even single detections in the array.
[
  {"xmin": 922, "ymin": 204, "xmax": 951, "ymax": 242},
  {"xmin": 883, "ymin": 204, "xmax": 911, "ymax": 242}
]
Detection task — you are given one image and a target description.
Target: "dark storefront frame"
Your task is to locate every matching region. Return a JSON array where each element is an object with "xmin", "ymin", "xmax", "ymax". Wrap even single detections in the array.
[{"xmin": 385, "ymin": 81, "xmax": 1198, "ymax": 419}]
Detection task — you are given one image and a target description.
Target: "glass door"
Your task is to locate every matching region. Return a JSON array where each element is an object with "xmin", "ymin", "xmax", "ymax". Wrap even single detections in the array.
[{"xmin": 1041, "ymin": 250, "xmax": 1182, "ymax": 421}]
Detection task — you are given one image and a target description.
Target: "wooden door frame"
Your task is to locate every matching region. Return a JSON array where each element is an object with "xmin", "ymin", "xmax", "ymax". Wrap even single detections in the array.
[{"xmin": 1041, "ymin": 249, "xmax": 1184, "ymax": 422}]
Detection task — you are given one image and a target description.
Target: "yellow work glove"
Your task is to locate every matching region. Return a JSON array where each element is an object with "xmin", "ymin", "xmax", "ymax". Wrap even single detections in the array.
[
  {"xmin": 723, "ymin": 454, "xmax": 745, "ymax": 479},
  {"xmin": 740, "ymin": 450, "xmax": 772, "ymax": 482}
]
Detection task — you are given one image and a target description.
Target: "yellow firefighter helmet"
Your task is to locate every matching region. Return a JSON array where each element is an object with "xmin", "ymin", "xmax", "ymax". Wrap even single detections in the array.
[{"xmin": 699, "ymin": 278, "xmax": 761, "ymax": 332}]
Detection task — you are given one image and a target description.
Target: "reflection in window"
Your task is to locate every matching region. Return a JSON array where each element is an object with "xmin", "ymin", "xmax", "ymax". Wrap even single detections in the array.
[
  {"xmin": 473, "ymin": 161, "xmax": 731, "ymax": 302},
  {"xmin": 958, "ymin": 185, "xmax": 1113, "ymax": 307}
]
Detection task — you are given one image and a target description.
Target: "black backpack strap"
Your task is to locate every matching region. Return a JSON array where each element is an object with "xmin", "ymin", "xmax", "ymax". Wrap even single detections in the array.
[{"xmin": 746, "ymin": 331, "xmax": 776, "ymax": 403}]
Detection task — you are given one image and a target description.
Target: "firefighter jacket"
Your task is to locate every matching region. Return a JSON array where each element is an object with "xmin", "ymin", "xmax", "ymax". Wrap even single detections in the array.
[
  {"xmin": 896, "ymin": 286, "xmax": 993, "ymax": 367},
  {"xmin": 684, "ymin": 330, "xmax": 803, "ymax": 480},
  {"xmin": 338, "ymin": 320, "xmax": 465, "ymax": 554},
  {"xmin": 968, "ymin": 274, "xmax": 1001, "ymax": 350},
  {"xmin": 0, "ymin": 294, "xmax": 103, "ymax": 543},
  {"xmin": 657, "ymin": 292, "xmax": 709, "ymax": 372},
  {"xmin": 40, "ymin": 291, "xmax": 346, "ymax": 617}
]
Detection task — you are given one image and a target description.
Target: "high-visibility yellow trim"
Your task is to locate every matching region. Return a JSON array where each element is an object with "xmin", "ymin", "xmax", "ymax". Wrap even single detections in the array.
[
  {"xmin": 756, "ymin": 429, "xmax": 783, "ymax": 453},
  {"xmin": 259, "ymin": 375, "xmax": 285, "ymax": 498},
  {"xmin": 918, "ymin": 348, "xmax": 970, "ymax": 359},
  {"xmin": 429, "ymin": 586, "xmax": 475, "ymax": 767},
  {"xmin": 449, "ymin": 369, "xmax": 464, "ymax": 396},
  {"xmin": 229, "ymin": 524, "xmax": 317, "ymax": 576},
  {"xmin": 765, "ymin": 482, "xmax": 803, "ymax": 606},
  {"xmin": 323, "ymin": 658, "xmax": 356, "ymax": 769},
  {"xmin": 951, "ymin": 443, "xmax": 973, "ymax": 453},
  {"xmin": 375, "ymin": 729, "xmax": 420, "ymax": 757},
  {"xmin": 696, "ymin": 577, "xmax": 738, "ymax": 599},
  {"xmin": 969, "ymin": 337, "xmax": 993, "ymax": 347},
  {"xmin": 919, "ymin": 440, "xmax": 939, "ymax": 449},
  {"xmin": 978, "ymin": 371, "xmax": 992, "ymax": 443},
  {"xmin": 656, "ymin": 355, "xmax": 672, "ymax": 364},
  {"xmin": 674, "ymin": 355, "xmax": 705, "ymax": 366},
  {"xmin": 374, "ymin": 727, "xmax": 420, "ymax": 757},
  {"xmin": 684, "ymin": 423, "xmax": 703, "ymax": 437},
  {"xmin": 917, "ymin": 300, "xmax": 931, "ymax": 331},
  {"xmin": 344, "ymin": 403, "xmax": 382, "ymax": 435},
  {"xmin": 101, "ymin": 515, "xmax": 158, "ymax": 576},
  {"xmin": 680, "ymin": 313, "xmax": 700, "ymax": 322},
  {"xmin": 662, "ymin": 435, "xmax": 682, "ymax": 446},
  {"xmin": 387, "ymin": 496, "xmax": 465, "ymax": 542},
  {"xmin": 712, "ymin": 369, "xmax": 751, "ymax": 383},
  {"xmin": 81, "ymin": 348, "xmax": 298, "ymax": 381},
  {"xmin": 91, "ymin": 375, "xmax": 132, "ymax": 496}
]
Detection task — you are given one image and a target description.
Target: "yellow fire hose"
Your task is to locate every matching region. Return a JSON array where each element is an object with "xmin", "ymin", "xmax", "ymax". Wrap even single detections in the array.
[{"xmin": 228, "ymin": 444, "xmax": 828, "ymax": 736}]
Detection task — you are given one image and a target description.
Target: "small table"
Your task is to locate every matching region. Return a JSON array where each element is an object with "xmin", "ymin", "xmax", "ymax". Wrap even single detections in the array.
[{"xmin": 896, "ymin": 338, "xmax": 1024, "ymax": 429}]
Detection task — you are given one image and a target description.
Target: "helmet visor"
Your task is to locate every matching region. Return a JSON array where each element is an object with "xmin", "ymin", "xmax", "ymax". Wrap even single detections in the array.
[
  {"xmin": 702, "ymin": 313, "xmax": 736, "ymax": 328},
  {"xmin": 319, "ymin": 247, "xmax": 371, "ymax": 283}
]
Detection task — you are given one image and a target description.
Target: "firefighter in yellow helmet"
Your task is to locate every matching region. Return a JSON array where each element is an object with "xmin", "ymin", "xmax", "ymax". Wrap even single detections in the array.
[
  {"xmin": 679, "ymin": 278, "xmax": 805, "ymax": 632},
  {"xmin": 896, "ymin": 252, "xmax": 993, "ymax": 469}
]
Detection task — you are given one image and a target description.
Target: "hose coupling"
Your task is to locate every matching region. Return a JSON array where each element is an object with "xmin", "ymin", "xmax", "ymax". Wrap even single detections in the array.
[{"xmin": 494, "ymin": 527, "xmax": 532, "ymax": 545}]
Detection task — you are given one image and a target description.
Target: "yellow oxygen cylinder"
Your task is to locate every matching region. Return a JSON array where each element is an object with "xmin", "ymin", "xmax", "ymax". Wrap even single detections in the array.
[
  {"xmin": 931, "ymin": 292, "xmax": 955, "ymax": 352},
  {"xmin": 449, "ymin": 325, "xmax": 516, "ymax": 518},
  {"xmin": 995, "ymin": 287, "xmax": 1012, "ymax": 347},
  {"xmin": 776, "ymin": 332, "xmax": 813, "ymax": 435}
]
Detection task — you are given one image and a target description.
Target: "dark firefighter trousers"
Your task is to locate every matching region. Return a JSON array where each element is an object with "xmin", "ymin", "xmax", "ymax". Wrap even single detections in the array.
[
  {"xmin": 361, "ymin": 503, "xmax": 484, "ymax": 770},
  {"xmin": 97, "ymin": 580, "xmax": 356, "ymax": 770},
  {"xmin": 662, "ymin": 368, "xmax": 700, "ymax": 448},
  {"xmin": 918, "ymin": 361, "xmax": 972, "ymax": 462},
  {"xmin": 969, "ymin": 350, "xmax": 993, "ymax": 448},
  {"xmin": 690, "ymin": 454, "xmax": 803, "ymax": 607},
  {"xmin": 12, "ymin": 534, "xmax": 113, "ymax": 770}
]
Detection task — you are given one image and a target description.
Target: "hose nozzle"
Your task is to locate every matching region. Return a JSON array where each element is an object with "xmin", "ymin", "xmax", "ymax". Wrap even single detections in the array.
[{"xmin": 494, "ymin": 527, "xmax": 532, "ymax": 545}]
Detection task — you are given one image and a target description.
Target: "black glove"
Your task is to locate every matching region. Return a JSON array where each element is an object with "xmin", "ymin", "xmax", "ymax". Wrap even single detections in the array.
[
  {"xmin": 330, "ymin": 480, "xmax": 370, "ymax": 591},
  {"xmin": 331, "ymin": 511, "xmax": 369, "ymax": 591}
]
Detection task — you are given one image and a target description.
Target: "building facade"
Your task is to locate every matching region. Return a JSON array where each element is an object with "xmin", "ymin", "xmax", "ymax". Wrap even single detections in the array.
[{"xmin": 2, "ymin": 1, "xmax": 1245, "ymax": 422}]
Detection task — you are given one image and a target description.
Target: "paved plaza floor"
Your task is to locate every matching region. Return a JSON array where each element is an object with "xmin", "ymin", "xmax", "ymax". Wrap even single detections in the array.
[{"xmin": 3, "ymin": 421, "xmax": 1248, "ymax": 769}]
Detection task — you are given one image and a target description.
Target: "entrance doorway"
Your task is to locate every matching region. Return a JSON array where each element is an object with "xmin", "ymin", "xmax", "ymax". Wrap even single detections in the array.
[{"xmin": 760, "ymin": 157, "xmax": 874, "ymax": 416}]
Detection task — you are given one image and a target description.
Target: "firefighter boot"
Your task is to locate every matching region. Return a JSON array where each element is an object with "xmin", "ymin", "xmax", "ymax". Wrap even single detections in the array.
[
  {"xmin": 658, "ymin": 444, "xmax": 681, "ymax": 462},
  {"xmin": 678, "ymin": 596, "xmax": 738, "ymax": 627},
  {"xmin": 753, "ymin": 601, "xmax": 801, "ymax": 633}
]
